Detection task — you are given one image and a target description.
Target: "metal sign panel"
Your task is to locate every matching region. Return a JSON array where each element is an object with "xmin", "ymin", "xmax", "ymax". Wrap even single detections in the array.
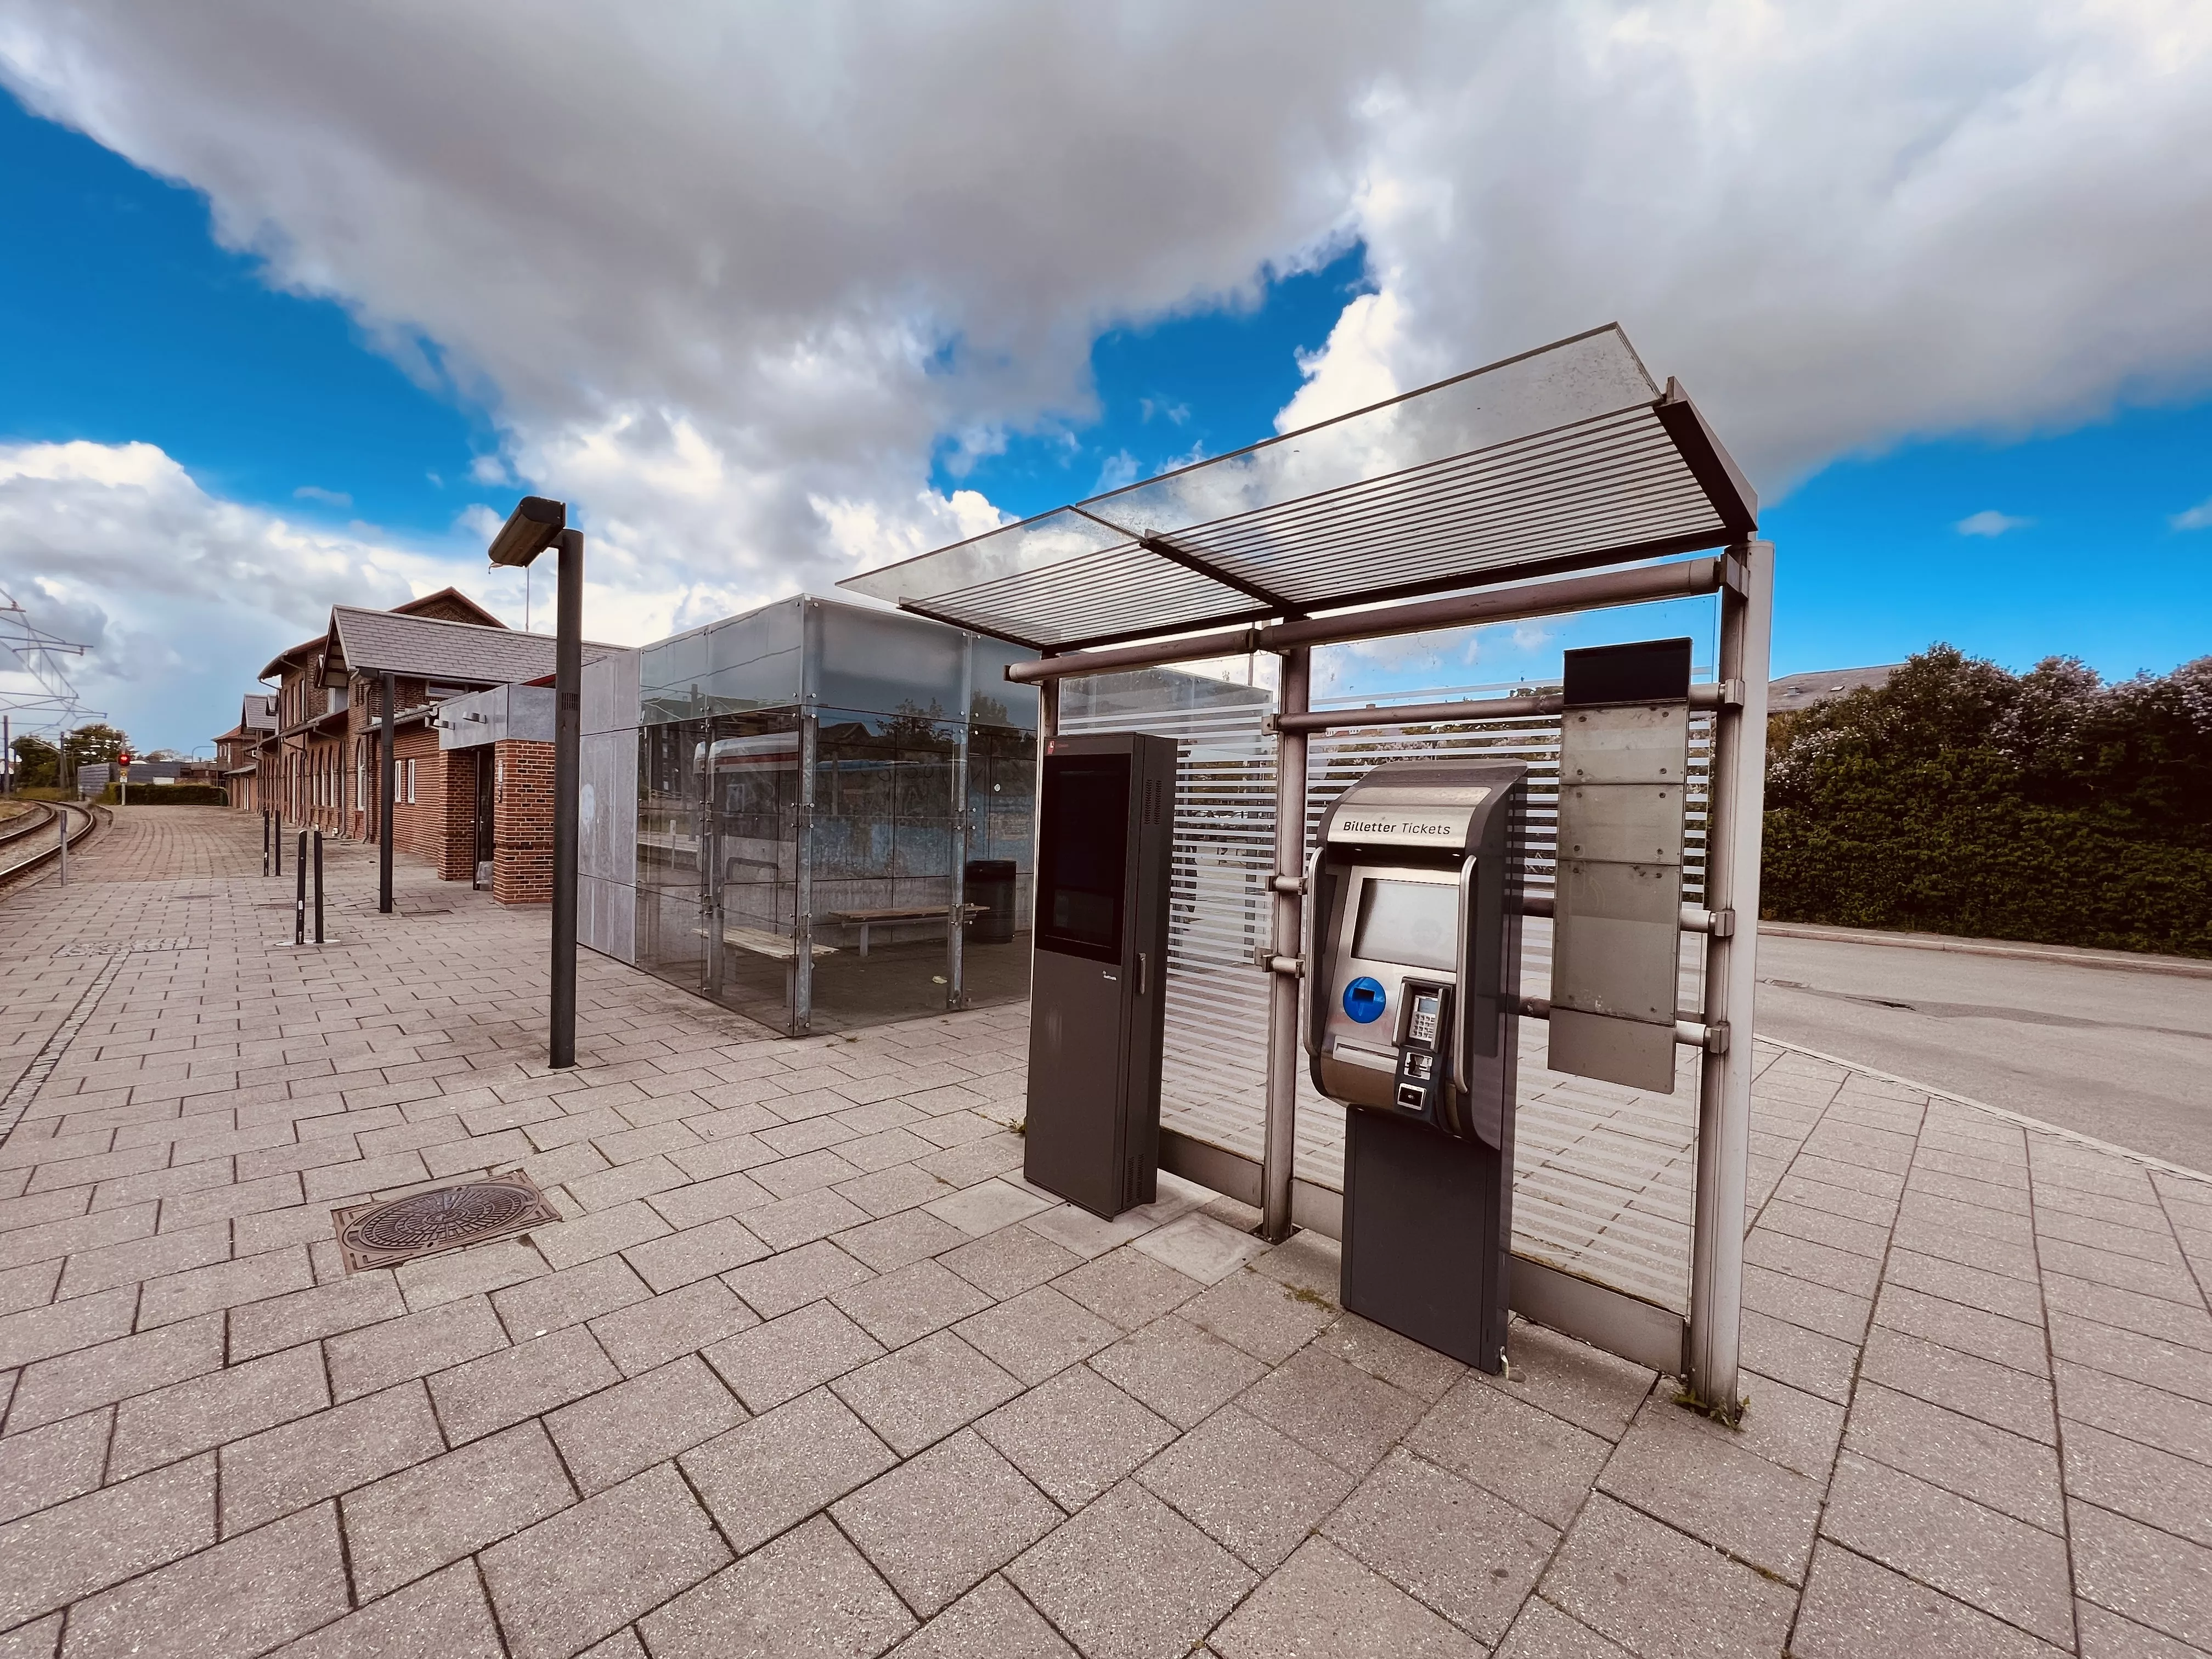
[{"xmin": 1548, "ymin": 641, "xmax": 1692, "ymax": 1092}]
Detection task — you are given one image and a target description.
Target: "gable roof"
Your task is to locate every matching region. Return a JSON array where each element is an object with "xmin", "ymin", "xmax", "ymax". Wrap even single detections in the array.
[
  {"xmin": 257, "ymin": 634, "xmax": 325, "ymax": 681},
  {"xmin": 393, "ymin": 587, "xmax": 506, "ymax": 628},
  {"xmin": 323, "ymin": 606, "xmax": 620, "ymax": 687},
  {"xmin": 240, "ymin": 693, "xmax": 277, "ymax": 732}
]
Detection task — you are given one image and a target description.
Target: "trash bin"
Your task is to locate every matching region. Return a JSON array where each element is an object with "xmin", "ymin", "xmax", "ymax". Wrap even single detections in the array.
[{"xmin": 964, "ymin": 859, "xmax": 1017, "ymax": 944}]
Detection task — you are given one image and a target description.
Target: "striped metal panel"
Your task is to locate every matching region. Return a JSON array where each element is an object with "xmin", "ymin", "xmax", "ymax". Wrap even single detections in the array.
[{"xmin": 1062, "ymin": 668, "xmax": 1714, "ymax": 1317}]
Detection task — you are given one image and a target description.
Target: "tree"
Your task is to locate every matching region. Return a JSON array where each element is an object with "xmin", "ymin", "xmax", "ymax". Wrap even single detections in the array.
[
  {"xmin": 9, "ymin": 735, "xmax": 58, "ymax": 789},
  {"xmin": 61, "ymin": 724, "xmax": 131, "ymax": 774},
  {"xmin": 1763, "ymin": 646, "xmax": 2212, "ymax": 956}
]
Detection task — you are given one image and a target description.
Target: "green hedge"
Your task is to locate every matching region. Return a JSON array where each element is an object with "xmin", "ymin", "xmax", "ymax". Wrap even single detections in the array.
[
  {"xmin": 1762, "ymin": 648, "xmax": 2212, "ymax": 958},
  {"xmin": 99, "ymin": 784, "xmax": 229, "ymax": 806}
]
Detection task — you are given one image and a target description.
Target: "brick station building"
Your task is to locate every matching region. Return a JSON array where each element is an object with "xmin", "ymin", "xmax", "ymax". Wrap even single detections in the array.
[
  {"xmin": 212, "ymin": 693, "xmax": 278, "ymax": 809},
  {"xmin": 245, "ymin": 588, "xmax": 616, "ymax": 901}
]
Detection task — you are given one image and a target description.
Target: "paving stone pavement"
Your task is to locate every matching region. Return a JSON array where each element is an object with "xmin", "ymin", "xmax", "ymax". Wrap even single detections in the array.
[{"xmin": 1, "ymin": 806, "xmax": 2209, "ymax": 1658}]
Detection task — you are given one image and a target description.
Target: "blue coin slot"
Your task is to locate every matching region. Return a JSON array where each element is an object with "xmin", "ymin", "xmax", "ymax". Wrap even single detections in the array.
[{"xmin": 1342, "ymin": 976, "xmax": 1387, "ymax": 1024}]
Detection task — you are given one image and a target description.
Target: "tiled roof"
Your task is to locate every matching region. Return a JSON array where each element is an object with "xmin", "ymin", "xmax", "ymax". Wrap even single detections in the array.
[
  {"xmin": 1767, "ymin": 664, "xmax": 1901, "ymax": 709},
  {"xmin": 257, "ymin": 635, "xmax": 324, "ymax": 681},
  {"xmin": 240, "ymin": 693, "xmax": 277, "ymax": 732},
  {"xmin": 325, "ymin": 607, "xmax": 620, "ymax": 686}
]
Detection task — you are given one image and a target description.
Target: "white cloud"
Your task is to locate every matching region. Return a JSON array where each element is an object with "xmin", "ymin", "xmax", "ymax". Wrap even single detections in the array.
[
  {"xmin": 292, "ymin": 484, "xmax": 351, "ymax": 508},
  {"xmin": 453, "ymin": 504, "xmax": 504, "ymax": 544},
  {"xmin": 0, "ymin": 439, "xmax": 526, "ymax": 747},
  {"xmin": 0, "ymin": 1, "xmax": 1390, "ymax": 607},
  {"xmin": 1092, "ymin": 450, "xmax": 1141, "ymax": 495},
  {"xmin": 1290, "ymin": 2, "xmax": 2212, "ymax": 489},
  {"xmin": 1956, "ymin": 509, "xmax": 2033, "ymax": 537},
  {"xmin": 0, "ymin": 0, "xmax": 2208, "ymax": 719},
  {"xmin": 2173, "ymin": 495, "xmax": 2212, "ymax": 531}
]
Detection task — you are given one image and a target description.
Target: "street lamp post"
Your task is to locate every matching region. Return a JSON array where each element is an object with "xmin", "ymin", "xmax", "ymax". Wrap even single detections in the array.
[{"xmin": 488, "ymin": 497, "xmax": 583, "ymax": 1069}]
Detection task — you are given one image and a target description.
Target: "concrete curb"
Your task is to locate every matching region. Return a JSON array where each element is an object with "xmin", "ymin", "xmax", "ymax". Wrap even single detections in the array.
[
  {"xmin": 1757, "ymin": 921, "xmax": 2212, "ymax": 980},
  {"xmin": 1758, "ymin": 1034, "xmax": 2212, "ymax": 1189}
]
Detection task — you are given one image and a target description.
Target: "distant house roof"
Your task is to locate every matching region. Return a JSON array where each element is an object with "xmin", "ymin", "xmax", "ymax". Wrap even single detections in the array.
[
  {"xmin": 1767, "ymin": 664, "xmax": 1901, "ymax": 710},
  {"xmin": 323, "ymin": 607, "xmax": 620, "ymax": 688},
  {"xmin": 256, "ymin": 590, "xmax": 507, "ymax": 680},
  {"xmin": 393, "ymin": 586, "xmax": 505, "ymax": 628}
]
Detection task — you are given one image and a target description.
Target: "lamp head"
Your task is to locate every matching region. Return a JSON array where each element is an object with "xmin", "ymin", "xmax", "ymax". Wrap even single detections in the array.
[{"xmin": 488, "ymin": 496, "xmax": 566, "ymax": 567}]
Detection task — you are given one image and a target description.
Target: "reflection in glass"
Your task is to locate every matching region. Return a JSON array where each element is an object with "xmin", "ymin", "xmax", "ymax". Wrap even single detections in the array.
[{"xmin": 628, "ymin": 595, "xmax": 1036, "ymax": 1036}]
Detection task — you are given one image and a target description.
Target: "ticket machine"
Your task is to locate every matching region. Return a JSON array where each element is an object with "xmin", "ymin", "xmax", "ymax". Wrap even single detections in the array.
[
  {"xmin": 1306, "ymin": 760, "xmax": 1526, "ymax": 1373},
  {"xmin": 1024, "ymin": 732, "xmax": 1179, "ymax": 1220}
]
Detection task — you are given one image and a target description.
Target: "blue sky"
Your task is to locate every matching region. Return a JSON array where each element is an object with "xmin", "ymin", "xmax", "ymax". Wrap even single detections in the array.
[
  {"xmin": 0, "ymin": 92, "xmax": 493, "ymax": 535},
  {"xmin": 2, "ymin": 71, "xmax": 2208, "ymax": 752}
]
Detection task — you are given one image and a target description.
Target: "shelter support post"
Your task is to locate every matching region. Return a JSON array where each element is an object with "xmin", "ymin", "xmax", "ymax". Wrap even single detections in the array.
[
  {"xmin": 551, "ymin": 528, "xmax": 583, "ymax": 1068},
  {"xmin": 946, "ymin": 721, "xmax": 968, "ymax": 1011},
  {"xmin": 1684, "ymin": 540, "xmax": 1773, "ymax": 1419},
  {"xmin": 1032, "ymin": 662, "xmax": 1057, "ymax": 1038},
  {"xmin": 378, "ymin": 673, "xmax": 394, "ymax": 915},
  {"xmin": 792, "ymin": 712, "xmax": 817, "ymax": 1035},
  {"xmin": 1262, "ymin": 647, "xmax": 1310, "ymax": 1243}
]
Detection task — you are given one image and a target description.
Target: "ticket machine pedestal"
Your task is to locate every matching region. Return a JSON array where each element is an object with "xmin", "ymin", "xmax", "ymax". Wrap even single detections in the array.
[{"xmin": 1344, "ymin": 1111, "xmax": 1513, "ymax": 1370}]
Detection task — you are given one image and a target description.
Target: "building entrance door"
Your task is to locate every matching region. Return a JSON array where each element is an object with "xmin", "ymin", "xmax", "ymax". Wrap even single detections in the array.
[{"xmin": 472, "ymin": 747, "xmax": 495, "ymax": 888}]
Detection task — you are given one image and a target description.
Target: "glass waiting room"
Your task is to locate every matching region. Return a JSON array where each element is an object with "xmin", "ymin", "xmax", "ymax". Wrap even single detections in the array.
[{"xmin": 633, "ymin": 594, "xmax": 1036, "ymax": 1036}]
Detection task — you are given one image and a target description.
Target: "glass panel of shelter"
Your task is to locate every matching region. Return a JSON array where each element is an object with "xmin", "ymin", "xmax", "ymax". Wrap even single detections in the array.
[
  {"xmin": 805, "ymin": 707, "xmax": 960, "ymax": 1030},
  {"xmin": 630, "ymin": 603, "xmax": 1042, "ymax": 1038}
]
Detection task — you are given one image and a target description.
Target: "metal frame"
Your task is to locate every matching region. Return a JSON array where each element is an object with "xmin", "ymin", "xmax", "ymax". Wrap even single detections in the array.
[
  {"xmin": 1262, "ymin": 647, "xmax": 1310, "ymax": 1240},
  {"xmin": 379, "ymin": 671, "xmax": 396, "ymax": 915},
  {"xmin": 551, "ymin": 529, "xmax": 584, "ymax": 1068},
  {"xmin": 844, "ymin": 326, "xmax": 1771, "ymax": 1407},
  {"xmin": 1026, "ymin": 548, "xmax": 1773, "ymax": 1402},
  {"xmin": 1686, "ymin": 538, "xmax": 1772, "ymax": 1414},
  {"xmin": 792, "ymin": 710, "xmax": 819, "ymax": 1034}
]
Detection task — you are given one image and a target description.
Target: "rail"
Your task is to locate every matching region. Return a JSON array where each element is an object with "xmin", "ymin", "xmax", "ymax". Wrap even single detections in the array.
[{"xmin": 0, "ymin": 802, "xmax": 103, "ymax": 889}]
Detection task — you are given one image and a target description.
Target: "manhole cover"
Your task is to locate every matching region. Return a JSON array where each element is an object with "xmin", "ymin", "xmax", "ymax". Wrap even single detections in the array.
[
  {"xmin": 54, "ymin": 938, "xmax": 192, "ymax": 958},
  {"xmin": 332, "ymin": 1171, "xmax": 560, "ymax": 1272}
]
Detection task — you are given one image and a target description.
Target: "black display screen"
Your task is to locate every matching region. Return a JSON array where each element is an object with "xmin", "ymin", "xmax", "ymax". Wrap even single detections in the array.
[
  {"xmin": 1036, "ymin": 752, "xmax": 1128, "ymax": 963},
  {"xmin": 1352, "ymin": 877, "xmax": 1458, "ymax": 973}
]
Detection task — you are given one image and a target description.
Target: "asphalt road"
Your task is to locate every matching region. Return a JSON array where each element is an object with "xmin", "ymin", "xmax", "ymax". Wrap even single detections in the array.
[{"xmin": 1752, "ymin": 933, "xmax": 2212, "ymax": 1174}]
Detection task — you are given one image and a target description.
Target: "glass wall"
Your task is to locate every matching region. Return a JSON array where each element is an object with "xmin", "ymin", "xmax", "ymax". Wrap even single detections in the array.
[{"xmin": 632, "ymin": 596, "xmax": 1037, "ymax": 1036}]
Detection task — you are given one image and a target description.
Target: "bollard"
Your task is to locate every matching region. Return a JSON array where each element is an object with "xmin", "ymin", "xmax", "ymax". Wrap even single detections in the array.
[
  {"xmin": 313, "ymin": 830, "xmax": 325, "ymax": 944},
  {"xmin": 274, "ymin": 809, "xmax": 282, "ymax": 877},
  {"xmin": 57, "ymin": 804, "xmax": 67, "ymax": 888},
  {"xmin": 295, "ymin": 832, "xmax": 307, "ymax": 945},
  {"xmin": 262, "ymin": 809, "xmax": 270, "ymax": 877}
]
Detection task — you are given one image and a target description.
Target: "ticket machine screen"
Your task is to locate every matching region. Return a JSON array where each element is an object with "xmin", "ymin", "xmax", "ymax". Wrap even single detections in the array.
[{"xmin": 1352, "ymin": 878, "xmax": 1459, "ymax": 973}]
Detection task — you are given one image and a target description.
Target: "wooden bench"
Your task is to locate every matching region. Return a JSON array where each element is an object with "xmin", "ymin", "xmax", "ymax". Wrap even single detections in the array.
[
  {"xmin": 826, "ymin": 904, "xmax": 987, "ymax": 957},
  {"xmin": 693, "ymin": 924, "xmax": 838, "ymax": 1003}
]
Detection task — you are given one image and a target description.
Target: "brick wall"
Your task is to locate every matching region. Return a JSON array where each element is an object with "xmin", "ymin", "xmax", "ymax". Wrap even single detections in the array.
[{"xmin": 492, "ymin": 738, "xmax": 555, "ymax": 906}]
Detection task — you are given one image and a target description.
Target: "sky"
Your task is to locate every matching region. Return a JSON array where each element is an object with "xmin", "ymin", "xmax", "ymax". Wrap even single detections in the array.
[{"xmin": 0, "ymin": 1, "xmax": 2208, "ymax": 752}]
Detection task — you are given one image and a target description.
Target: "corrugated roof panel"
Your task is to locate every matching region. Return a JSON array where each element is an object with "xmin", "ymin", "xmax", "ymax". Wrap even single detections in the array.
[{"xmin": 840, "ymin": 324, "xmax": 1756, "ymax": 650}]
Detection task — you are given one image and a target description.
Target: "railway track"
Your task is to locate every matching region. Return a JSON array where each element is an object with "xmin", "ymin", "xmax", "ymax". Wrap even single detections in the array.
[{"xmin": 0, "ymin": 802, "xmax": 99, "ymax": 888}]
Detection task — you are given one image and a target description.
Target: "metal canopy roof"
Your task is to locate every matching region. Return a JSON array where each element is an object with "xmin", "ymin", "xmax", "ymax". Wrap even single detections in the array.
[{"xmin": 839, "ymin": 324, "xmax": 1757, "ymax": 652}]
